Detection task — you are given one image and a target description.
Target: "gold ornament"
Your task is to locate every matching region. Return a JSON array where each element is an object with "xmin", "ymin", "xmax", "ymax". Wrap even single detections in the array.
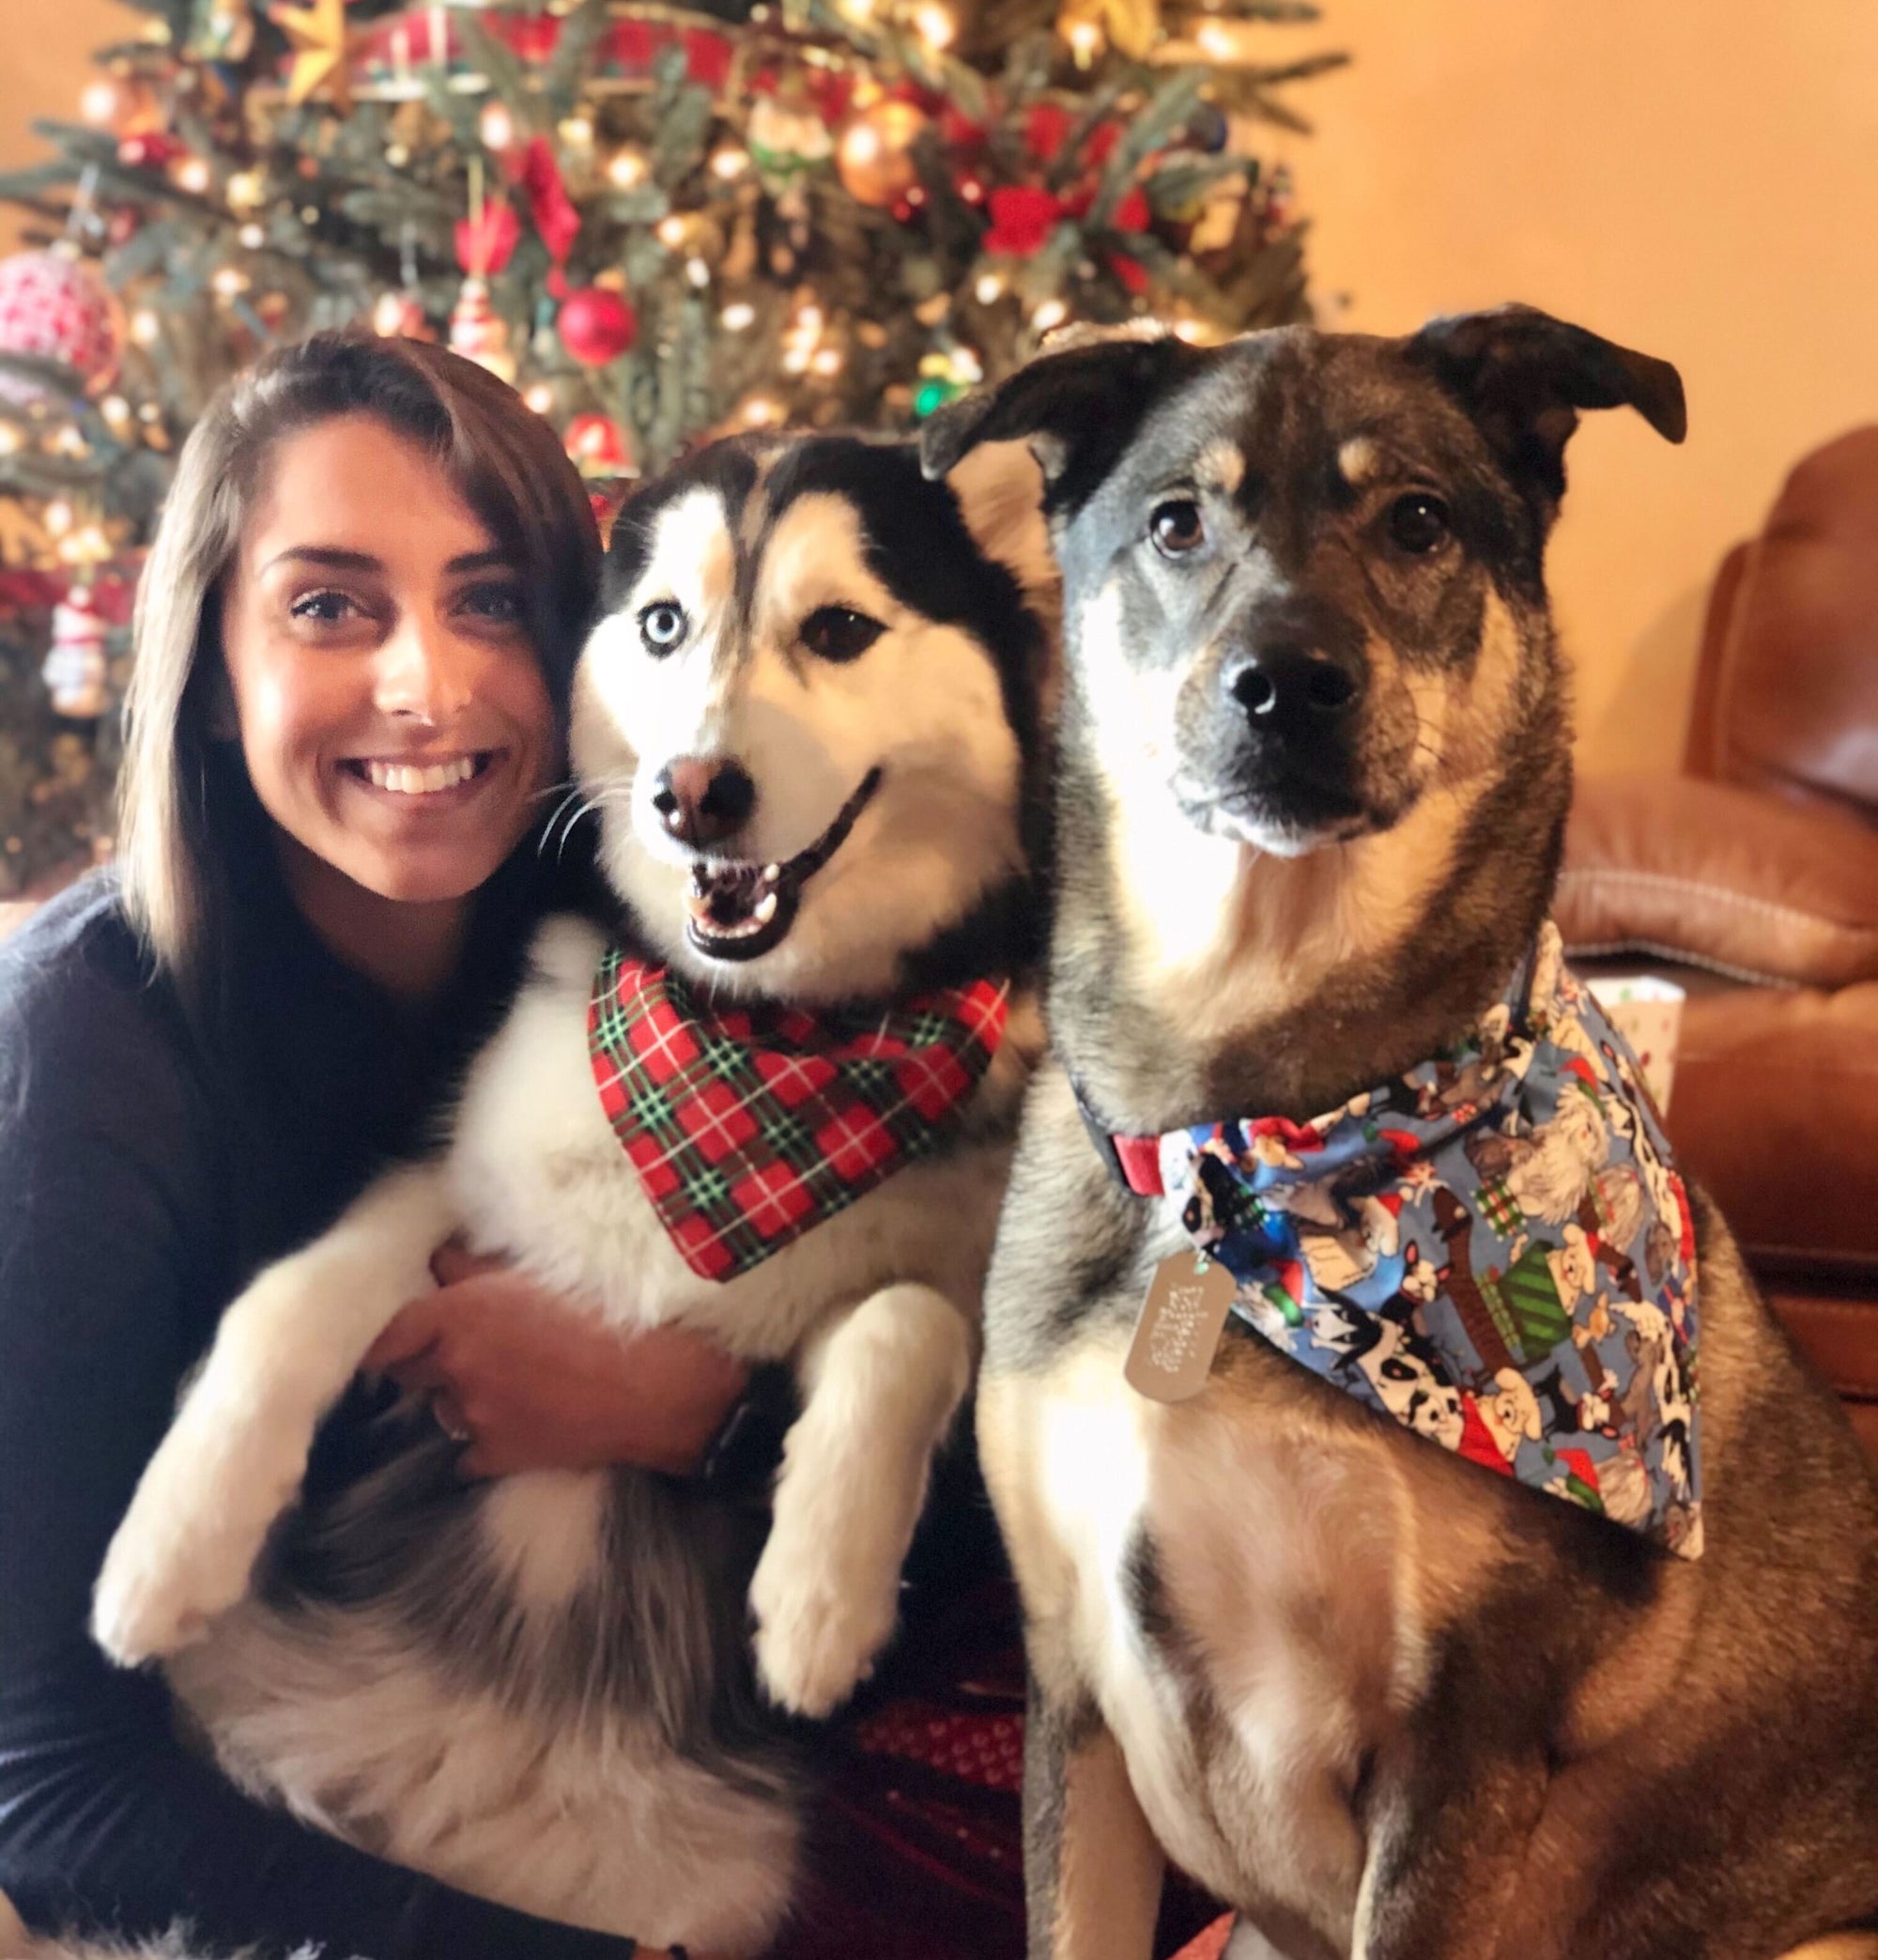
[
  {"xmin": 835, "ymin": 100, "xmax": 927, "ymax": 210},
  {"xmin": 1055, "ymin": 0, "xmax": 1159, "ymax": 62},
  {"xmin": 268, "ymin": 0, "xmax": 351, "ymax": 108}
]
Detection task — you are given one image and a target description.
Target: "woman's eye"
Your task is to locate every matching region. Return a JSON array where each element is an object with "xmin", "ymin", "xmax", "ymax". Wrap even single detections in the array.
[
  {"xmin": 639, "ymin": 601, "xmax": 687, "ymax": 655},
  {"xmin": 1387, "ymin": 492, "xmax": 1453, "ymax": 555},
  {"xmin": 800, "ymin": 606, "xmax": 886, "ymax": 664},
  {"xmin": 1150, "ymin": 500, "xmax": 1206, "ymax": 557},
  {"xmin": 462, "ymin": 582, "xmax": 526, "ymax": 625},
  {"xmin": 289, "ymin": 589, "xmax": 360, "ymax": 625}
]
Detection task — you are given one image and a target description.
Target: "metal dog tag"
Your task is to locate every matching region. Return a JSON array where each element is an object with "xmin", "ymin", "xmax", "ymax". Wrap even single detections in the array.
[{"xmin": 1125, "ymin": 1251, "xmax": 1238, "ymax": 1402}]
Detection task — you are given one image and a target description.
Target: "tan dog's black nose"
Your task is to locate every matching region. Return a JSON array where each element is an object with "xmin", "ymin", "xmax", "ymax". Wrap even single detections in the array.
[
  {"xmin": 1224, "ymin": 644, "xmax": 1362, "ymax": 730},
  {"xmin": 653, "ymin": 756, "xmax": 757, "ymax": 848}
]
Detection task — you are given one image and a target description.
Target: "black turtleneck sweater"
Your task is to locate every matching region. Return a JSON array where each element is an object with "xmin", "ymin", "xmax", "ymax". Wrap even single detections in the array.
[{"xmin": 0, "ymin": 853, "xmax": 637, "ymax": 1960}]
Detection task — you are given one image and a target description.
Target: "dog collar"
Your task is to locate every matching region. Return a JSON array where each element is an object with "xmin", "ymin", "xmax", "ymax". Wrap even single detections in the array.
[
  {"xmin": 590, "ymin": 945, "xmax": 1009, "ymax": 1282},
  {"xmin": 1080, "ymin": 923, "xmax": 1703, "ymax": 1558}
]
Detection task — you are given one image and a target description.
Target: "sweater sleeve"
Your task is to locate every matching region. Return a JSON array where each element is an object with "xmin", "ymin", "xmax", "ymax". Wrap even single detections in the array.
[{"xmin": 0, "ymin": 908, "xmax": 636, "ymax": 1960}]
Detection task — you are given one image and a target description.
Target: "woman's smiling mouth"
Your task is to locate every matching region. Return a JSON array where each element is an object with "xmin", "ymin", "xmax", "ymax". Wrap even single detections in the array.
[{"xmin": 342, "ymin": 751, "xmax": 500, "ymax": 798}]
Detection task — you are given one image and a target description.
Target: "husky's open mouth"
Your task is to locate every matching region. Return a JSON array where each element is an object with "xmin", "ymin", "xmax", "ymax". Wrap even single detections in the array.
[{"xmin": 684, "ymin": 767, "xmax": 883, "ymax": 963}]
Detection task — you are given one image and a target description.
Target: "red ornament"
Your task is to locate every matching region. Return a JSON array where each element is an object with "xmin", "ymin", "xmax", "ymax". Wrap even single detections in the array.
[
  {"xmin": 983, "ymin": 186, "xmax": 1065, "ymax": 257},
  {"xmin": 116, "ymin": 131, "xmax": 179, "ymax": 171},
  {"xmin": 558, "ymin": 286, "xmax": 637, "ymax": 366},
  {"xmin": 1085, "ymin": 120, "xmax": 1122, "ymax": 167},
  {"xmin": 1112, "ymin": 186, "xmax": 1150, "ymax": 232},
  {"xmin": 1024, "ymin": 103, "xmax": 1073, "ymax": 163},
  {"xmin": 512, "ymin": 136, "xmax": 580, "ymax": 266},
  {"xmin": 1107, "ymin": 249, "xmax": 1150, "ymax": 296},
  {"xmin": 454, "ymin": 199, "xmax": 522, "ymax": 277},
  {"xmin": 564, "ymin": 411, "xmax": 631, "ymax": 476}
]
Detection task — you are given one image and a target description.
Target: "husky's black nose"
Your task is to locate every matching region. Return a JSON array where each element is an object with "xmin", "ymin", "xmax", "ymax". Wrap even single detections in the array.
[{"xmin": 653, "ymin": 756, "xmax": 757, "ymax": 848}]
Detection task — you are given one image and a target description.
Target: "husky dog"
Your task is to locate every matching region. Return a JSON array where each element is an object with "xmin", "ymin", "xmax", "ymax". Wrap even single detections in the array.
[
  {"xmin": 921, "ymin": 312, "xmax": 1878, "ymax": 1960},
  {"xmin": 85, "ymin": 433, "xmax": 1051, "ymax": 1955}
]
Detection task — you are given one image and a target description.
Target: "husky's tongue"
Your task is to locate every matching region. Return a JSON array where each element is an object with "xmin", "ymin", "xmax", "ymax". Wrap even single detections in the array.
[{"xmin": 679, "ymin": 767, "xmax": 882, "ymax": 965}]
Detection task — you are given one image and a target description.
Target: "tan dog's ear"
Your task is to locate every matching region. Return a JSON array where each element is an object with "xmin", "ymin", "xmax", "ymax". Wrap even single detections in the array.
[
  {"xmin": 1407, "ymin": 304, "xmax": 1686, "ymax": 514},
  {"xmin": 919, "ymin": 327, "xmax": 1199, "ymax": 514}
]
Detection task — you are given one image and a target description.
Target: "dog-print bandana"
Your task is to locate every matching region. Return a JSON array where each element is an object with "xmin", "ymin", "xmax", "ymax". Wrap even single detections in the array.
[
  {"xmin": 591, "ymin": 947, "xmax": 1009, "ymax": 1282},
  {"xmin": 1086, "ymin": 923, "xmax": 1703, "ymax": 1558}
]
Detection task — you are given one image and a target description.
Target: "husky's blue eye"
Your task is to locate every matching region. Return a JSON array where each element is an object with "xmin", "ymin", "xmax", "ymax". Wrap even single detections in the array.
[
  {"xmin": 801, "ymin": 606, "xmax": 885, "ymax": 664},
  {"xmin": 639, "ymin": 601, "xmax": 686, "ymax": 655}
]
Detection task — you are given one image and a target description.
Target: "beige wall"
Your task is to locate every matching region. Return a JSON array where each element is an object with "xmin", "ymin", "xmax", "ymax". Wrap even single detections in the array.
[
  {"xmin": 6, "ymin": 2, "xmax": 1878, "ymax": 767},
  {"xmin": 0, "ymin": 0, "xmax": 129, "ymax": 255},
  {"xmin": 1269, "ymin": 0, "xmax": 1878, "ymax": 768}
]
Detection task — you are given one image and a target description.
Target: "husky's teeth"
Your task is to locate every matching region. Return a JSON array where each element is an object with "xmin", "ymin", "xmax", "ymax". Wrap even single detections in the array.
[
  {"xmin": 762, "ymin": 863, "xmax": 780, "ymax": 884},
  {"xmin": 753, "ymin": 891, "xmax": 778, "ymax": 924}
]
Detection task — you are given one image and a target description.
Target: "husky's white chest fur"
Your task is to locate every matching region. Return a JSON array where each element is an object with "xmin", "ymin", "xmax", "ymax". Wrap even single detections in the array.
[{"xmin": 145, "ymin": 919, "xmax": 1036, "ymax": 1951}]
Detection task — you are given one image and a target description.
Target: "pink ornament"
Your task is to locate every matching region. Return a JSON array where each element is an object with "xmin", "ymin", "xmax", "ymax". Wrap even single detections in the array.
[
  {"xmin": 557, "ymin": 286, "xmax": 637, "ymax": 366},
  {"xmin": 0, "ymin": 250, "xmax": 122, "ymax": 394},
  {"xmin": 449, "ymin": 276, "xmax": 516, "ymax": 384}
]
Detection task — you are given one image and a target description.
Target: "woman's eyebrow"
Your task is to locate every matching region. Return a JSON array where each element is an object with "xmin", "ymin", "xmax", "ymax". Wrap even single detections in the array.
[
  {"xmin": 445, "ymin": 548, "xmax": 516, "ymax": 574},
  {"xmin": 260, "ymin": 546, "xmax": 382, "ymax": 576}
]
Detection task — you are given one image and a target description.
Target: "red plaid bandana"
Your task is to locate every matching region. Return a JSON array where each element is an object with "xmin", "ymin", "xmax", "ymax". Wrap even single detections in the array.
[{"xmin": 590, "ymin": 947, "xmax": 1010, "ymax": 1282}]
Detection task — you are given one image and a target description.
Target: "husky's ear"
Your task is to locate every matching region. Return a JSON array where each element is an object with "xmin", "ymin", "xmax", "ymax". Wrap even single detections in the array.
[
  {"xmin": 1407, "ymin": 305, "xmax": 1686, "ymax": 512},
  {"xmin": 920, "ymin": 325, "xmax": 1199, "ymax": 516}
]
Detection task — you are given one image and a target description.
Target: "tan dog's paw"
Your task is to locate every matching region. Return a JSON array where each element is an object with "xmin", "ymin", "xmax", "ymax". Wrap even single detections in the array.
[
  {"xmin": 748, "ymin": 1523, "xmax": 900, "ymax": 1720},
  {"xmin": 92, "ymin": 1412, "xmax": 305, "ymax": 1664}
]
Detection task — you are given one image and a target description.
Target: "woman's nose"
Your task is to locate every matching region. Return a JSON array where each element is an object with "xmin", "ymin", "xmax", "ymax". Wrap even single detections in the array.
[{"xmin": 374, "ymin": 612, "xmax": 476, "ymax": 725}]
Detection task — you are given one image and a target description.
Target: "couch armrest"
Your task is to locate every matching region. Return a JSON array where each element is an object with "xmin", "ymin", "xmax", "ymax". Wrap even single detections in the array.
[{"xmin": 1558, "ymin": 774, "xmax": 1878, "ymax": 987}]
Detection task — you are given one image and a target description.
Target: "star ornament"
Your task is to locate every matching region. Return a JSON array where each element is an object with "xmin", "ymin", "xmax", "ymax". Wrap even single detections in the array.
[{"xmin": 269, "ymin": 0, "xmax": 352, "ymax": 108}]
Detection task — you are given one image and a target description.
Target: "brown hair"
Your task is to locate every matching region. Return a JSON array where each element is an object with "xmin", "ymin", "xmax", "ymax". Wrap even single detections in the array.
[{"xmin": 117, "ymin": 332, "xmax": 601, "ymax": 983}]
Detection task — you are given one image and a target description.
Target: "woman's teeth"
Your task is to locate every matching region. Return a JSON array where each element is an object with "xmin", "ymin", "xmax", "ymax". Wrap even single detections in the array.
[{"xmin": 363, "ymin": 755, "xmax": 481, "ymax": 795}]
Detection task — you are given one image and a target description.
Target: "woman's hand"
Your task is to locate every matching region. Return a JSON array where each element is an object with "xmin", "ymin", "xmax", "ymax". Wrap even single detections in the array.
[{"xmin": 362, "ymin": 1242, "xmax": 750, "ymax": 1480}]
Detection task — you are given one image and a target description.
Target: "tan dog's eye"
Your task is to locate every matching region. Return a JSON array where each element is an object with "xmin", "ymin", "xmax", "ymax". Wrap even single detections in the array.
[
  {"xmin": 1150, "ymin": 500, "xmax": 1206, "ymax": 556},
  {"xmin": 1388, "ymin": 492, "xmax": 1452, "ymax": 555},
  {"xmin": 801, "ymin": 605, "xmax": 886, "ymax": 664}
]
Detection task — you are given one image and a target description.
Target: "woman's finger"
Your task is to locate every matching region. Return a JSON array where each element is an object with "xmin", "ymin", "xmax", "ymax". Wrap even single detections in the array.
[
  {"xmin": 362, "ymin": 1295, "xmax": 448, "ymax": 1375},
  {"xmin": 430, "ymin": 1240, "xmax": 508, "ymax": 1288}
]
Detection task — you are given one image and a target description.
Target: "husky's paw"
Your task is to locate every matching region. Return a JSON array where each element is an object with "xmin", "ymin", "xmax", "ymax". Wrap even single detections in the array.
[
  {"xmin": 748, "ymin": 1526, "xmax": 901, "ymax": 1721},
  {"xmin": 92, "ymin": 1414, "xmax": 304, "ymax": 1665}
]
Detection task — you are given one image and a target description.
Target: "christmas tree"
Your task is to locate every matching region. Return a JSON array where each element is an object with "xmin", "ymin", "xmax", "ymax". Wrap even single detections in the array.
[{"xmin": 0, "ymin": 0, "xmax": 1341, "ymax": 894}]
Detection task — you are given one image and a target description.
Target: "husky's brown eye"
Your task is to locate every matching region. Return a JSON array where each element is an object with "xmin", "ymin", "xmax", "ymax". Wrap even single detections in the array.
[
  {"xmin": 639, "ymin": 601, "xmax": 687, "ymax": 655},
  {"xmin": 801, "ymin": 606, "xmax": 886, "ymax": 664},
  {"xmin": 1388, "ymin": 492, "xmax": 1452, "ymax": 555},
  {"xmin": 1150, "ymin": 500, "xmax": 1206, "ymax": 556}
]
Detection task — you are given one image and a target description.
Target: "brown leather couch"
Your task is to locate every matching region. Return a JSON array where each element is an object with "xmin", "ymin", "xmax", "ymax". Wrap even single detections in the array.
[{"xmin": 1559, "ymin": 424, "xmax": 1878, "ymax": 1458}]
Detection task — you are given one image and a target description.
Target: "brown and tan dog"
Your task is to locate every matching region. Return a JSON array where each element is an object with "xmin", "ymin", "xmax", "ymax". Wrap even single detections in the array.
[{"xmin": 922, "ymin": 310, "xmax": 1878, "ymax": 1960}]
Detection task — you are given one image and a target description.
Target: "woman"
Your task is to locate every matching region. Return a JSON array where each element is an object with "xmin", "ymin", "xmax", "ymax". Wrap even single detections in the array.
[{"xmin": 0, "ymin": 333, "xmax": 755, "ymax": 1957}]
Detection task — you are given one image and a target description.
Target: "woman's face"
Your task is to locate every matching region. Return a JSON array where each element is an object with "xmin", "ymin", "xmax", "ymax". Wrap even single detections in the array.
[{"xmin": 219, "ymin": 413, "xmax": 556, "ymax": 910}]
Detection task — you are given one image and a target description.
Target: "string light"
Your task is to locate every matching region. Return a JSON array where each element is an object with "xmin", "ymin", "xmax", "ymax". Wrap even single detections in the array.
[
  {"xmin": 721, "ymin": 301, "xmax": 756, "ymax": 331},
  {"xmin": 523, "ymin": 382, "xmax": 555, "ymax": 413},
  {"xmin": 172, "ymin": 157, "xmax": 211, "ymax": 194},
  {"xmin": 559, "ymin": 114, "xmax": 594, "ymax": 148},
  {"xmin": 1032, "ymin": 298, "xmax": 1068, "ymax": 332},
  {"xmin": 0, "ymin": 425, "xmax": 22, "ymax": 456},
  {"xmin": 80, "ymin": 80, "xmax": 122, "ymax": 128},
  {"xmin": 211, "ymin": 266, "xmax": 250, "ymax": 298},
  {"xmin": 1195, "ymin": 22, "xmax": 1235, "ymax": 59},
  {"xmin": 710, "ymin": 147, "xmax": 749, "ymax": 181},
  {"xmin": 130, "ymin": 309, "xmax": 161, "ymax": 347},
  {"xmin": 655, "ymin": 215, "xmax": 687, "ymax": 250},
  {"xmin": 913, "ymin": 3, "xmax": 955, "ymax": 47},
  {"xmin": 239, "ymin": 222, "xmax": 265, "ymax": 249},
  {"xmin": 53, "ymin": 424, "xmax": 89, "ymax": 458},
  {"xmin": 782, "ymin": 346, "xmax": 810, "ymax": 376},
  {"xmin": 226, "ymin": 169, "xmax": 264, "ymax": 211},
  {"xmin": 44, "ymin": 500, "xmax": 73, "ymax": 537},
  {"xmin": 685, "ymin": 257, "xmax": 711, "ymax": 288},
  {"xmin": 607, "ymin": 149, "xmax": 649, "ymax": 190},
  {"xmin": 974, "ymin": 272, "xmax": 1005, "ymax": 305},
  {"xmin": 99, "ymin": 395, "xmax": 131, "ymax": 432},
  {"xmin": 741, "ymin": 394, "xmax": 781, "ymax": 426},
  {"xmin": 479, "ymin": 102, "xmax": 516, "ymax": 152},
  {"xmin": 809, "ymin": 347, "xmax": 843, "ymax": 377},
  {"xmin": 1066, "ymin": 18, "xmax": 1101, "ymax": 61}
]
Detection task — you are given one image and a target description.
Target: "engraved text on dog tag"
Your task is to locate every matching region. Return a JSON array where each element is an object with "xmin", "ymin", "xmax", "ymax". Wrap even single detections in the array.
[{"xmin": 1125, "ymin": 1251, "xmax": 1237, "ymax": 1402}]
